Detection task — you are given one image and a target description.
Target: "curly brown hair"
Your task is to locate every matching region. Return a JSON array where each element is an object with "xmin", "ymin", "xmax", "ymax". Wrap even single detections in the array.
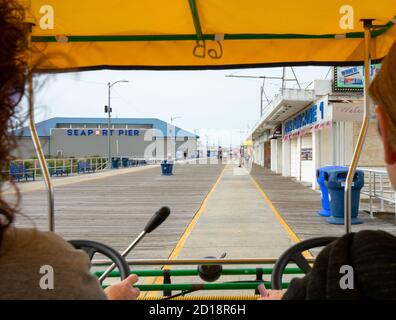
[{"xmin": 0, "ymin": 0, "xmax": 29, "ymax": 245}]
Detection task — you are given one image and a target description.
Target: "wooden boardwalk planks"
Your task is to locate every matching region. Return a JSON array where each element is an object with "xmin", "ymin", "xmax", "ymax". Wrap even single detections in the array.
[
  {"xmin": 8, "ymin": 163, "xmax": 225, "ymax": 260},
  {"xmin": 250, "ymin": 164, "xmax": 396, "ymax": 246}
]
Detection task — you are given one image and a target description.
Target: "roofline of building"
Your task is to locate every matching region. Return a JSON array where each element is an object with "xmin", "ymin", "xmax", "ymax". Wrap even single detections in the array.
[
  {"xmin": 248, "ymin": 86, "xmax": 364, "ymax": 141},
  {"xmin": 16, "ymin": 117, "xmax": 199, "ymax": 139}
]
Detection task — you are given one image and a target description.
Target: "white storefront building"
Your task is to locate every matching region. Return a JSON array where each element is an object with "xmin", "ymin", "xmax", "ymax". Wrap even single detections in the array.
[{"xmin": 251, "ymin": 80, "xmax": 383, "ymax": 190}]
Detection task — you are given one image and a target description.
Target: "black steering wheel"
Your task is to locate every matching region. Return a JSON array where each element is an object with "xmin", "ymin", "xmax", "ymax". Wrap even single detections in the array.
[
  {"xmin": 271, "ymin": 237, "xmax": 338, "ymax": 290},
  {"xmin": 69, "ymin": 240, "xmax": 130, "ymax": 280}
]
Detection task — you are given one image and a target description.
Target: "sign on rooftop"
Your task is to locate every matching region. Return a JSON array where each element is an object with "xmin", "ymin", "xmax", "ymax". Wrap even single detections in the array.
[{"xmin": 333, "ymin": 64, "xmax": 381, "ymax": 92}]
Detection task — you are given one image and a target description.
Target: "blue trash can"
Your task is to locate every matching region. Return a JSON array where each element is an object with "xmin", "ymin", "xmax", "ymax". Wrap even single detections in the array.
[
  {"xmin": 111, "ymin": 157, "xmax": 120, "ymax": 169},
  {"xmin": 316, "ymin": 166, "xmax": 347, "ymax": 217},
  {"xmin": 324, "ymin": 168, "xmax": 364, "ymax": 225},
  {"xmin": 161, "ymin": 160, "xmax": 173, "ymax": 176},
  {"xmin": 121, "ymin": 157, "xmax": 129, "ymax": 168}
]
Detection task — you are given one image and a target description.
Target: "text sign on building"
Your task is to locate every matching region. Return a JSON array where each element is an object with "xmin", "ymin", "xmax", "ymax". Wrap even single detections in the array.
[
  {"xmin": 66, "ymin": 129, "xmax": 140, "ymax": 137},
  {"xmin": 300, "ymin": 148, "xmax": 313, "ymax": 161},
  {"xmin": 333, "ymin": 64, "xmax": 381, "ymax": 92},
  {"xmin": 332, "ymin": 103, "xmax": 365, "ymax": 122},
  {"xmin": 284, "ymin": 97, "xmax": 329, "ymax": 136}
]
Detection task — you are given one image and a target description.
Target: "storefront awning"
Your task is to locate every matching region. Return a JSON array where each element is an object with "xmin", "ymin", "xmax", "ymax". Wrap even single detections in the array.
[
  {"xmin": 242, "ymin": 140, "xmax": 253, "ymax": 147},
  {"xmin": 25, "ymin": 1, "xmax": 396, "ymax": 72}
]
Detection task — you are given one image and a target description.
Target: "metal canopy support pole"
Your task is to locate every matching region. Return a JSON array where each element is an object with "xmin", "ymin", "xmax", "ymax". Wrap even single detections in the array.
[
  {"xmin": 344, "ymin": 20, "xmax": 372, "ymax": 233},
  {"xmin": 188, "ymin": 0, "xmax": 204, "ymax": 42},
  {"xmin": 26, "ymin": 24, "xmax": 55, "ymax": 232},
  {"xmin": 28, "ymin": 85, "xmax": 55, "ymax": 232}
]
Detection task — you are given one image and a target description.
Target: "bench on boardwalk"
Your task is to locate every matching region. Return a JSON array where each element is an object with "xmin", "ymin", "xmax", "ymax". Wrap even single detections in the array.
[
  {"xmin": 9, "ymin": 164, "xmax": 35, "ymax": 182},
  {"xmin": 50, "ymin": 168, "xmax": 69, "ymax": 177},
  {"xmin": 77, "ymin": 162, "xmax": 95, "ymax": 174}
]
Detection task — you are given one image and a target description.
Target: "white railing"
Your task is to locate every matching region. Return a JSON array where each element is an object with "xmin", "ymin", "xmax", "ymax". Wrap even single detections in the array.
[
  {"xmin": 358, "ymin": 167, "xmax": 396, "ymax": 223},
  {"xmin": 8, "ymin": 157, "xmax": 108, "ymax": 177},
  {"xmin": 7, "ymin": 156, "xmax": 167, "ymax": 179},
  {"xmin": 7, "ymin": 155, "xmax": 212, "ymax": 182}
]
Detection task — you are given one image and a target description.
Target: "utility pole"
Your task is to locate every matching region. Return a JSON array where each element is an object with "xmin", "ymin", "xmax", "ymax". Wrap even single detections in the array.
[
  {"xmin": 226, "ymin": 68, "xmax": 301, "ymax": 117},
  {"xmin": 260, "ymin": 83, "xmax": 264, "ymax": 117}
]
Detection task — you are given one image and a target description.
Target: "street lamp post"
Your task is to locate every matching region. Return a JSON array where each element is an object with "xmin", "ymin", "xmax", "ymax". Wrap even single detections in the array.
[
  {"xmin": 170, "ymin": 116, "xmax": 182, "ymax": 126},
  {"xmin": 193, "ymin": 129, "xmax": 199, "ymax": 158},
  {"xmin": 205, "ymin": 134, "xmax": 209, "ymax": 158},
  {"xmin": 230, "ymin": 130, "xmax": 233, "ymax": 159},
  {"xmin": 170, "ymin": 116, "xmax": 181, "ymax": 160},
  {"xmin": 106, "ymin": 80, "xmax": 129, "ymax": 169}
]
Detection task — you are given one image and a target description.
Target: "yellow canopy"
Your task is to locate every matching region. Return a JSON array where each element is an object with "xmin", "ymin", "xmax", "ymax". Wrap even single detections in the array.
[{"xmin": 26, "ymin": 0, "xmax": 396, "ymax": 71}]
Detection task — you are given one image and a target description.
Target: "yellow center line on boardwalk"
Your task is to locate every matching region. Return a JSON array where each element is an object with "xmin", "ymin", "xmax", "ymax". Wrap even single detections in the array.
[
  {"xmin": 249, "ymin": 174, "xmax": 314, "ymax": 259},
  {"xmin": 143, "ymin": 165, "xmax": 227, "ymax": 298}
]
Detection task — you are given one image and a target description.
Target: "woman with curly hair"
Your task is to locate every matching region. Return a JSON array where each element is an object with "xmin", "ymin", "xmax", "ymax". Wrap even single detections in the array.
[{"xmin": 0, "ymin": 0, "xmax": 139, "ymax": 300}]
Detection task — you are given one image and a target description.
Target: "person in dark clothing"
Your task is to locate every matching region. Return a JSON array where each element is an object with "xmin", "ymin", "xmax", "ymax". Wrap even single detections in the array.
[
  {"xmin": 261, "ymin": 40, "xmax": 396, "ymax": 300},
  {"xmin": 283, "ymin": 230, "xmax": 396, "ymax": 300}
]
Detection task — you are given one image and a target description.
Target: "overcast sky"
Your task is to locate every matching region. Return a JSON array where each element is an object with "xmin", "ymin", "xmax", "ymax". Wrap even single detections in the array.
[{"xmin": 33, "ymin": 66, "xmax": 331, "ymax": 147}]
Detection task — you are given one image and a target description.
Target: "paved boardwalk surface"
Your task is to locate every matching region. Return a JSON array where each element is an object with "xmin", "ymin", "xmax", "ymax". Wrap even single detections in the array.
[
  {"xmin": 177, "ymin": 164, "xmax": 293, "ymax": 259},
  {"xmin": 151, "ymin": 163, "xmax": 295, "ymax": 298},
  {"xmin": 8, "ymin": 162, "xmax": 225, "ymax": 260},
  {"xmin": 250, "ymin": 164, "xmax": 396, "ymax": 240}
]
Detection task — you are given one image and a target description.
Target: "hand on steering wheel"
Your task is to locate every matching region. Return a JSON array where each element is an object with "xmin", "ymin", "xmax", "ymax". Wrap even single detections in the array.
[
  {"xmin": 271, "ymin": 237, "xmax": 338, "ymax": 290},
  {"xmin": 69, "ymin": 240, "xmax": 130, "ymax": 281}
]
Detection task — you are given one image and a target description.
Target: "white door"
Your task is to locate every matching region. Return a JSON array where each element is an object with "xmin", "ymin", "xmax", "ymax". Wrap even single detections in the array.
[
  {"xmin": 290, "ymin": 138, "xmax": 299, "ymax": 178},
  {"xmin": 300, "ymin": 134, "xmax": 313, "ymax": 183}
]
